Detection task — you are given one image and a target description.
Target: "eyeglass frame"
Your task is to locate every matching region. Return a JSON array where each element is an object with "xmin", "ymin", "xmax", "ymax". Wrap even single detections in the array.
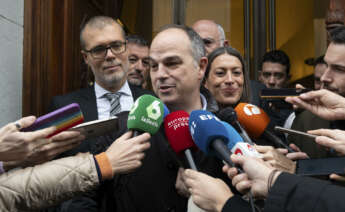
[{"xmin": 83, "ymin": 41, "xmax": 127, "ymax": 59}]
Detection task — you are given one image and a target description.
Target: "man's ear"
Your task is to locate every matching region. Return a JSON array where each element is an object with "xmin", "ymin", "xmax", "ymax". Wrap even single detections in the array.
[
  {"xmin": 198, "ymin": 57, "xmax": 208, "ymax": 80},
  {"xmin": 81, "ymin": 50, "xmax": 89, "ymax": 65},
  {"xmin": 223, "ymin": 40, "xmax": 229, "ymax": 47},
  {"xmin": 258, "ymin": 70, "xmax": 263, "ymax": 79}
]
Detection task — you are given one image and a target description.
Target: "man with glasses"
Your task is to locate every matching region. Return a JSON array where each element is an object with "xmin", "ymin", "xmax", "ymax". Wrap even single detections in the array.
[
  {"xmin": 49, "ymin": 16, "xmax": 151, "ymax": 155},
  {"xmin": 192, "ymin": 19, "xmax": 228, "ymax": 56},
  {"xmin": 126, "ymin": 34, "xmax": 150, "ymax": 89}
]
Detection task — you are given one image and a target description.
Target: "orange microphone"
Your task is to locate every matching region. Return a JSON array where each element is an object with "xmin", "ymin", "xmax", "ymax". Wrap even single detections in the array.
[{"xmin": 234, "ymin": 103, "xmax": 295, "ymax": 152}]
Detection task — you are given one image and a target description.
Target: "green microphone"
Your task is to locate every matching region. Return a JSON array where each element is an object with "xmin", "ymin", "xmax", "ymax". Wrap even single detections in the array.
[{"xmin": 127, "ymin": 94, "xmax": 164, "ymax": 136}]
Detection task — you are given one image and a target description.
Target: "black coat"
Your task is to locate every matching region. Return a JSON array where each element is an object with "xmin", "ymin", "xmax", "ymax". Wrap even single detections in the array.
[{"xmin": 264, "ymin": 172, "xmax": 345, "ymax": 212}]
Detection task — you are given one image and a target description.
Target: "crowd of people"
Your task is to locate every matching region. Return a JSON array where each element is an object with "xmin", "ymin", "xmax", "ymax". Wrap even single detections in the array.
[{"xmin": 1, "ymin": 15, "xmax": 345, "ymax": 212}]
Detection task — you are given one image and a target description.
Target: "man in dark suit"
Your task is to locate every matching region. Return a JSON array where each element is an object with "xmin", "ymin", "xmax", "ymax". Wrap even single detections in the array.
[{"xmin": 49, "ymin": 16, "xmax": 152, "ymax": 155}]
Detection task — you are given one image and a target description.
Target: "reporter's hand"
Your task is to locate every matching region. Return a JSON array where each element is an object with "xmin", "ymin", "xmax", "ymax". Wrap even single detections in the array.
[
  {"xmin": 329, "ymin": 173, "xmax": 345, "ymax": 182},
  {"xmin": 175, "ymin": 168, "xmax": 190, "ymax": 198},
  {"xmin": 0, "ymin": 116, "xmax": 56, "ymax": 161},
  {"xmin": 224, "ymin": 155, "xmax": 280, "ymax": 199},
  {"xmin": 308, "ymin": 129, "xmax": 345, "ymax": 156},
  {"xmin": 184, "ymin": 169, "xmax": 233, "ymax": 212},
  {"xmin": 24, "ymin": 131, "xmax": 85, "ymax": 165},
  {"xmin": 106, "ymin": 131, "xmax": 151, "ymax": 175},
  {"xmin": 285, "ymin": 89, "xmax": 345, "ymax": 121},
  {"xmin": 256, "ymin": 145, "xmax": 296, "ymax": 173},
  {"xmin": 276, "ymin": 143, "xmax": 309, "ymax": 160}
]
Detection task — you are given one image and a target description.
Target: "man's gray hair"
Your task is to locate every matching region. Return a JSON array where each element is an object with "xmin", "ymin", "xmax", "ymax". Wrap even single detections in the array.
[
  {"xmin": 217, "ymin": 24, "xmax": 226, "ymax": 47},
  {"xmin": 159, "ymin": 24, "xmax": 206, "ymax": 63},
  {"xmin": 80, "ymin": 16, "xmax": 125, "ymax": 50}
]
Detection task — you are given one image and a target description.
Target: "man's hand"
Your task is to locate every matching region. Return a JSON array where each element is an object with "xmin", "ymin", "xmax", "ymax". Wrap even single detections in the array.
[
  {"xmin": 256, "ymin": 145, "xmax": 296, "ymax": 173},
  {"xmin": 175, "ymin": 168, "xmax": 190, "ymax": 198},
  {"xmin": 184, "ymin": 169, "xmax": 233, "ymax": 212},
  {"xmin": 24, "ymin": 131, "xmax": 85, "ymax": 165},
  {"xmin": 224, "ymin": 155, "xmax": 280, "ymax": 199},
  {"xmin": 0, "ymin": 116, "xmax": 56, "ymax": 161},
  {"xmin": 308, "ymin": 129, "xmax": 345, "ymax": 156},
  {"xmin": 106, "ymin": 131, "xmax": 151, "ymax": 175},
  {"xmin": 276, "ymin": 143, "xmax": 309, "ymax": 160},
  {"xmin": 286, "ymin": 89, "xmax": 345, "ymax": 121}
]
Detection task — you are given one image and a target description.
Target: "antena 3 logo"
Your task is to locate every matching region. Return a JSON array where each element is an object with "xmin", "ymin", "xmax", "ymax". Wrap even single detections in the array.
[{"xmin": 243, "ymin": 104, "xmax": 261, "ymax": 116}]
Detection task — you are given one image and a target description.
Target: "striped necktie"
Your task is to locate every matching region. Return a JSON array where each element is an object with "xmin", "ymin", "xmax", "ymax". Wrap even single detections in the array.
[{"xmin": 105, "ymin": 92, "xmax": 122, "ymax": 117}]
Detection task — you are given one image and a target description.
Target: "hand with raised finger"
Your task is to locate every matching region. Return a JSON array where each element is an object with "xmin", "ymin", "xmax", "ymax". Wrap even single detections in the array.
[
  {"xmin": 184, "ymin": 169, "xmax": 233, "ymax": 212},
  {"xmin": 286, "ymin": 89, "xmax": 345, "ymax": 121},
  {"xmin": 106, "ymin": 131, "xmax": 151, "ymax": 175},
  {"xmin": 308, "ymin": 129, "xmax": 345, "ymax": 156}
]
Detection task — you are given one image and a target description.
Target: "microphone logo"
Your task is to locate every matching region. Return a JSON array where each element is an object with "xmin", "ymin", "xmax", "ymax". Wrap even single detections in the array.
[
  {"xmin": 146, "ymin": 100, "xmax": 162, "ymax": 120},
  {"xmin": 243, "ymin": 104, "xmax": 261, "ymax": 116},
  {"xmin": 234, "ymin": 148, "xmax": 243, "ymax": 155}
]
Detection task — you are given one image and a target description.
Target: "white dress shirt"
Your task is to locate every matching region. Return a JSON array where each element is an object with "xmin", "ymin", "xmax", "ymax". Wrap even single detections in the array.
[{"xmin": 94, "ymin": 81, "xmax": 134, "ymax": 120}]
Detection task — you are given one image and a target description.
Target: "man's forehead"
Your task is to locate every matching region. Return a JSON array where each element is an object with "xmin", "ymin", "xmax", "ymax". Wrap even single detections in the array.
[
  {"xmin": 83, "ymin": 24, "xmax": 124, "ymax": 46},
  {"xmin": 150, "ymin": 29, "xmax": 191, "ymax": 59},
  {"xmin": 128, "ymin": 44, "xmax": 149, "ymax": 55},
  {"xmin": 262, "ymin": 62, "xmax": 287, "ymax": 73},
  {"xmin": 325, "ymin": 43, "xmax": 345, "ymax": 66},
  {"xmin": 193, "ymin": 22, "xmax": 219, "ymax": 38}
]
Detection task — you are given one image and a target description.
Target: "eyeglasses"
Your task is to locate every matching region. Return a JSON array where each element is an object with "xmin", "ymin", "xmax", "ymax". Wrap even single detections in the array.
[{"xmin": 84, "ymin": 41, "xmax": 127, "ymax": 59}]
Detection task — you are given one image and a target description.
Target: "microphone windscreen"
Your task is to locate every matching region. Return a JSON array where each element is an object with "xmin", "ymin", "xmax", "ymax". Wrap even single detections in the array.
[
  {"xmin": 164, "ymin": 111, "xmax": 195, "ymax": 154},
  {"xmin": 221, "ymin": 121, "xmax": 244, "ymax": 150},
  {"xmin": 217, "ymin": 107, "xmax": 237, "ymax": 124},
  {"xmin": 234, "ymin": 103, "xmax": 270, "ymax": 138},
  {"xmin": 189, "ymin": 110, "xmax": 229, "ymax": 154},
  {"xmin": 127, "ymin": 94, "xmax": 164, "ymax": 135}
]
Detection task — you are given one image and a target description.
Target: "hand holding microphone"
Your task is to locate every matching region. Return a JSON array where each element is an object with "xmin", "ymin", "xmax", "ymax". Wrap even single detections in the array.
[
  {"xmin": 104, "ymin": 94, "xmax": 165, "ymax": 176},
  {"xmin": 224, "ymin": 154, "xmax": 280, "ymax": 199}
]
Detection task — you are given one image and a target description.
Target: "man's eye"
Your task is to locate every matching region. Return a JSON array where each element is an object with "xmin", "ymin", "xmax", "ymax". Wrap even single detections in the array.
[
  {"xmin": 111, "ymin": 42, "xmax": 122, "ymax": 49},
  {"xmin": 203, "ymin": 39, "xmax": 212, "ymax": 46},
  {"xmin": 92, "ymin": 47, "xmax": 106, "ymax": 53},
  {"xmin": 263, "ymin": 73, "xmax": 271, "ymax": 78},
  {"xmin": 129, "ymin": 57, "xmax": 138, "ymax": 63},
  {"xmin": 165, "ymin": 61, "xmax": 179, "ymax": 67}
]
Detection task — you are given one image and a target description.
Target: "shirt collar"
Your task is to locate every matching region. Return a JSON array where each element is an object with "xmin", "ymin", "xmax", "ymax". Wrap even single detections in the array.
[
  {"xmin": 200, "ymin": 94, "xmax": 207, "ymax": 110},
  {"xmin": 95, "ymin": 81, "xmax": 132, "ymax": 99}
]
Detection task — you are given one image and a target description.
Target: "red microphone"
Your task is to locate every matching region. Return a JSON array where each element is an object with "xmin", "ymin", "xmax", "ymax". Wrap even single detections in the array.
[
  {"xmin": 235, "ymin": 103, "xmax": 295, "ymax": 152},
  {"xmin": 164, "ymin": 111, "xmax": 198, "ymax": 170}
]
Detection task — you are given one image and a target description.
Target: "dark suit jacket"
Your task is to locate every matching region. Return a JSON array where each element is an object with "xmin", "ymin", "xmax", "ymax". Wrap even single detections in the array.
[
  {"xmin": 49, "ymin": 83, "xmax": 154, "ymax": 155},
  {"xmin": 264, "ymin": 172, "xmax": 345, "ymax": 212}
]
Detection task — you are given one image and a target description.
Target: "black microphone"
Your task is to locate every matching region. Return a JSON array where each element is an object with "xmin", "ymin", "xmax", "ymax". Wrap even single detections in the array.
[{"xmin": 217, "ymin": 107, "xmax": 255, "ymax": 145}]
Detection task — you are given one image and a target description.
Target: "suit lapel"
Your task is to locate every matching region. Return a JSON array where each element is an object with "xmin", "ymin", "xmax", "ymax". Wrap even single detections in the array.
[{"xmin": 78, "ymin": 86, "xmax": 98, "ymax": 122}]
